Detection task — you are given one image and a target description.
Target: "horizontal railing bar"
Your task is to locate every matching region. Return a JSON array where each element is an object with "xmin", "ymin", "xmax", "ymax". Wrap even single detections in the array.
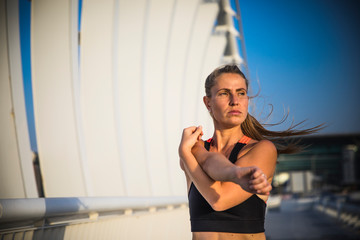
[{"xmin": 0, "ymin": 196, "xmax": 187, "ymax": 225}]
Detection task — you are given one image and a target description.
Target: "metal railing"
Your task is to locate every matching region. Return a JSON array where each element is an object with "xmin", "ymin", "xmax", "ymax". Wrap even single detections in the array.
[
  {"xmin": 314, "ymin": 195, "xmax": 360, "ymax": 230},
  {"xmin": 0, "ymin": 196, "xmax": 188, "ymax": 234}
]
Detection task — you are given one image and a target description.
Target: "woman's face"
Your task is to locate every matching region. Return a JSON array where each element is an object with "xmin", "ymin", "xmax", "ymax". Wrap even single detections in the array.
[{"xmin": 204, "ymin": 73, "xmax": 249, "ymax": 128}]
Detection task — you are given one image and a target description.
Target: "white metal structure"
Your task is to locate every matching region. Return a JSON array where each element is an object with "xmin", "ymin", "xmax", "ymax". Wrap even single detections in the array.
[
  {"xmin": 0, "ymin": 0, "xmax": 38, "ymax": 199},
  {"xmin": 0, "ymin": 196, "xmax": 190, "ymax": 239},
  {"xmin": 1, "ymin": 0, "xmax": 248, "ymax": 238}
]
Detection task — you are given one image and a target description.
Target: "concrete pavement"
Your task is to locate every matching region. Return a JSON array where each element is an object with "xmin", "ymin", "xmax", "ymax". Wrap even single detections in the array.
[{"xmin": 265, "ymin": 197, "xmax": 360, "ymax": 240}]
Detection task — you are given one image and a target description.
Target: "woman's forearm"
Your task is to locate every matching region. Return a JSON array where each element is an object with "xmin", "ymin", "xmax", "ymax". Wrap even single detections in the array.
[
  {"xmin": 191, "ymin": 142, "xmax": 238, "ymax": 183},
  {"xmin": 191, "ymin": 140, "xmax": 273, "ymax": 195},
  {"xmin": 179, "ymin": 127, "xmax": 271, "ymax": 201},
  {"xmin": 179, "ymin": 147, "xmax": 223, "ymax": 206}
]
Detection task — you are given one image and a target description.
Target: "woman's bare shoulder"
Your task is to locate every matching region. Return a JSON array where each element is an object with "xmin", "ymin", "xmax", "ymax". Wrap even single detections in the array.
[
  {"xmin": 252, "ymin": 139, "xmax": 276, "ymax": 152},
  {"xmin": 238, "ymin": 139, "xmax": 277, "ymax": 163},
  {"xmin": 241, "ymin": 138, "xmax": 276, "ymax": 153}
]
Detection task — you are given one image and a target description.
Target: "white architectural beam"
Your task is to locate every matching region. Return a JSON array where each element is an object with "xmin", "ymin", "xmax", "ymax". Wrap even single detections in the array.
[
  {"xmin": 164, "ymin": 0, "xmax": 201, "ymax": 195},
  {"xmin": 142, "ymin": 0, "xmax": 176, "ymax": 196},
  {"xmin": 6, "ymin": 0, "xmax": 37, "ymax": 198},
  {"xmin": 0, "ymin": 0, "xmax": 27, "ymax": 198},
  {"xmin": 114, "ymin": 0, "xmax": 151, "ymax": 196},
  {"xmin": 31, "ymin": 0, "xmax": 86, "ymax": 196},
  {"xmin": 181, "ymin": 2, "xmax": 219, "ymax": 128},
  {"xmin": 80, "ymin": 0, "xmax": 125, "ymax": 196}
]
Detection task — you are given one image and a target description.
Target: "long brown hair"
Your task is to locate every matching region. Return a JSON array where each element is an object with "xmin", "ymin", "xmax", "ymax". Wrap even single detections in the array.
[{"xmin": 205, "ymin": 64, "xmax": 324, "ymax": 154}]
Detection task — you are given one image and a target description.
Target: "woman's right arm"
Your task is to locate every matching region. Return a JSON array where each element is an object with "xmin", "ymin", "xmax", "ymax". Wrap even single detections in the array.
[
  {"xmin": 179, "ymin": 126, "xmax": 270, "ymax": 210},
  {"xmin": 190, "ymin": 141, "xmax": 271, "ymax": 194}
]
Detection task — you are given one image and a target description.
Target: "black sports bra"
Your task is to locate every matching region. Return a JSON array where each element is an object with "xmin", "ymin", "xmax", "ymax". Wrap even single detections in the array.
[{"xmin": 188, "ymin": 138, "xmax": 266, "ymax": 233}]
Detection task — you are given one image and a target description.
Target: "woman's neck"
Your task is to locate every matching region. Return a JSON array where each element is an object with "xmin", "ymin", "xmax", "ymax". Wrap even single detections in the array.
[{"xmin": 212, "ymin": 125, "xmax": 244, "ymax": 152}]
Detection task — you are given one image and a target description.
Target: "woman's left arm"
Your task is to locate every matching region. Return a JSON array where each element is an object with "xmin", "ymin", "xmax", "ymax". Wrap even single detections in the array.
[
  {"xmin": 179, "ymin": 126, "xmax": 272, "ymax": 210},
  {"xmin": 180, "ymin": 126, "xmax": 272, "ymax": 195},
  {"xmin": 192, "ymin": 139, "xmax": 277, "ymax": 193}
]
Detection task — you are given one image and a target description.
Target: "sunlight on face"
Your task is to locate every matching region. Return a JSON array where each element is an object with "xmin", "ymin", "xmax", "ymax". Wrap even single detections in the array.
[{"xmin": 205, "ymin": 73, "xmax": 249, "ymax": 128}]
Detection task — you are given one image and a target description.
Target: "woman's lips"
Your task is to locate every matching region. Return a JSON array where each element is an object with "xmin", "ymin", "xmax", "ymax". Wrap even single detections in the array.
[{"xmin": 228, "ymin": 110, "xmax": 241, "ymax": 115}]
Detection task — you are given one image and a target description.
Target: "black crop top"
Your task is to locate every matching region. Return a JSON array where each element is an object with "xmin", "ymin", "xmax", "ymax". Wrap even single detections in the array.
[{"xmin": 188, "ymin": 139, "xmax": 266, "ymax": 233}]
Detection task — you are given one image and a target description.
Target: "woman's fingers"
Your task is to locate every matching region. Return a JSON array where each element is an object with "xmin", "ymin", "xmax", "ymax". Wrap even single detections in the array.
[
  {"xmin": 193, "ymin": 125, "xmax": 203, "ymax": 135},
  {"xmin": 248, "ymin": 167, "xmax": 271, "ymax": 195},
  {"xmin": 183, "ymin": 126, "xmax": 202, "ymax": 137},
  {"xmin": 250, "ymin": 167, "xmax": 265, "ymax": 179},
  {"xmin": 254, "ymin": 182, "xmax": 272, "ymax": 195},
  {"xmin": 183, "ymin": 126, "xmax": 197, "ymax": 135},
  {"xmin": 180, "ymin": 126, "xmax": 203, "ymax": 152}
]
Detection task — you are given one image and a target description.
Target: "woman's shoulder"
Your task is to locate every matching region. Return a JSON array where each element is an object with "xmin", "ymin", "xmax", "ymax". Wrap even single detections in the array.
[
  {"xmin": 239, "ymin": 138, "xmax": 277, "ymax": 159},
  {"xmin": 250, "ymin": 139, "xmax": 276, "ymax": 151}
]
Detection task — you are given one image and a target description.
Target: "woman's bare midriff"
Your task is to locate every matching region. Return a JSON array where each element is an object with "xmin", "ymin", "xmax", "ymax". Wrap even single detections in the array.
[{"xmin": 192, "ymin": 232, "xmax": 266, "ymax": 240}]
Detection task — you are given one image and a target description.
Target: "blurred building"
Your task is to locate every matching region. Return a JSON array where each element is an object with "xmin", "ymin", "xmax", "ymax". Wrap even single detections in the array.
[{"xmin": 274, "ymin": 134, "xmax": 360, "ymax": 195}]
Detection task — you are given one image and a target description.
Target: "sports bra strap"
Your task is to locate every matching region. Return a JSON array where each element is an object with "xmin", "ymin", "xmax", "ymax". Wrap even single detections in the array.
[
  {"xmin": 228, "ymin": 142, "xmax": 245, "ymax": 164},
  {"xmin": 204, "ymin": 136, "xmax": 251, "ymax": 164},
  {"xmin": 205, "ymin": 136, "xmax": 251, "ymax": 147},
  {"xmin": 204, "ymin": 140, "xmax": 211, "ymax": 151},
  {"xmin": 239, "ymin": 135, "xmax": 251, "ymax": 144}
]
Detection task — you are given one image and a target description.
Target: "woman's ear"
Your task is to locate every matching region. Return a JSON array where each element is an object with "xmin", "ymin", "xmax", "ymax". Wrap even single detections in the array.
[{"xmin": 203, "ymin": 96, "xmax": 210, "ymax": 111}]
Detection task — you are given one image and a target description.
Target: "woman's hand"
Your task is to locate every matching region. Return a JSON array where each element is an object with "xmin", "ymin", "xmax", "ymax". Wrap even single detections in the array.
[
  {"xmin": 233, "ymin": 166, "xmax": 272, "ymax": 195},
  {"xmin": 178, "ymin": 126, "xmax": 203, "ymax": 158}
]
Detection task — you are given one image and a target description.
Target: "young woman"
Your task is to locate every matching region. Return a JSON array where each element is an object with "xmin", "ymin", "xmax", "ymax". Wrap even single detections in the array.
[{"xmin": 179, "ymin": 65, "xmax": 321, "ymax": 240}]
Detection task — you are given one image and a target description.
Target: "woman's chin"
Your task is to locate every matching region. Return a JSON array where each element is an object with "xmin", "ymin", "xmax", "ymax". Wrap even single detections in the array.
[{"xmin": 217, "ymin": 120, "xmax": 244, "ymax": 129}]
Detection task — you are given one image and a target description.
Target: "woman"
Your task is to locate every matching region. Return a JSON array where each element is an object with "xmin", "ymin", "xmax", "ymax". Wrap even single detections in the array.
[{"xmin": 179, "ymin": 65, "xmax": 321, "ymax": 240}]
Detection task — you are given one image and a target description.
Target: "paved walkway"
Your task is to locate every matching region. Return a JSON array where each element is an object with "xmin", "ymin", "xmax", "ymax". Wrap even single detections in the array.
[{"xmin": 265, "ymin": 197, "xmax": 360, "ymax": 240}]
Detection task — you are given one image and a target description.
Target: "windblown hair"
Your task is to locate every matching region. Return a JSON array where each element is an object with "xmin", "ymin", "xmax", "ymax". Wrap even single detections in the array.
[{"xmin": 205, "ymin": 64, "xmax": 324, "ymax": 154}]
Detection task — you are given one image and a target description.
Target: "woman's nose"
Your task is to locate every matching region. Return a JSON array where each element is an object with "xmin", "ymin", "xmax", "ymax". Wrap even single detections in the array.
[{"xmin": 230, "ymin": 94, "xmax": 239, "ymax": 105}]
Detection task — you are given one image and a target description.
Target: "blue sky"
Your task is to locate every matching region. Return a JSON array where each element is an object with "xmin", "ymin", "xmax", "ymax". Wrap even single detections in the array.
[
  {"xmin": 19, "ymin": 0, "xmax": 34, "ymax": 150},
  {"xmin": 239, "ymin": 0, "xmax": 360, "ymax": 134}
]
